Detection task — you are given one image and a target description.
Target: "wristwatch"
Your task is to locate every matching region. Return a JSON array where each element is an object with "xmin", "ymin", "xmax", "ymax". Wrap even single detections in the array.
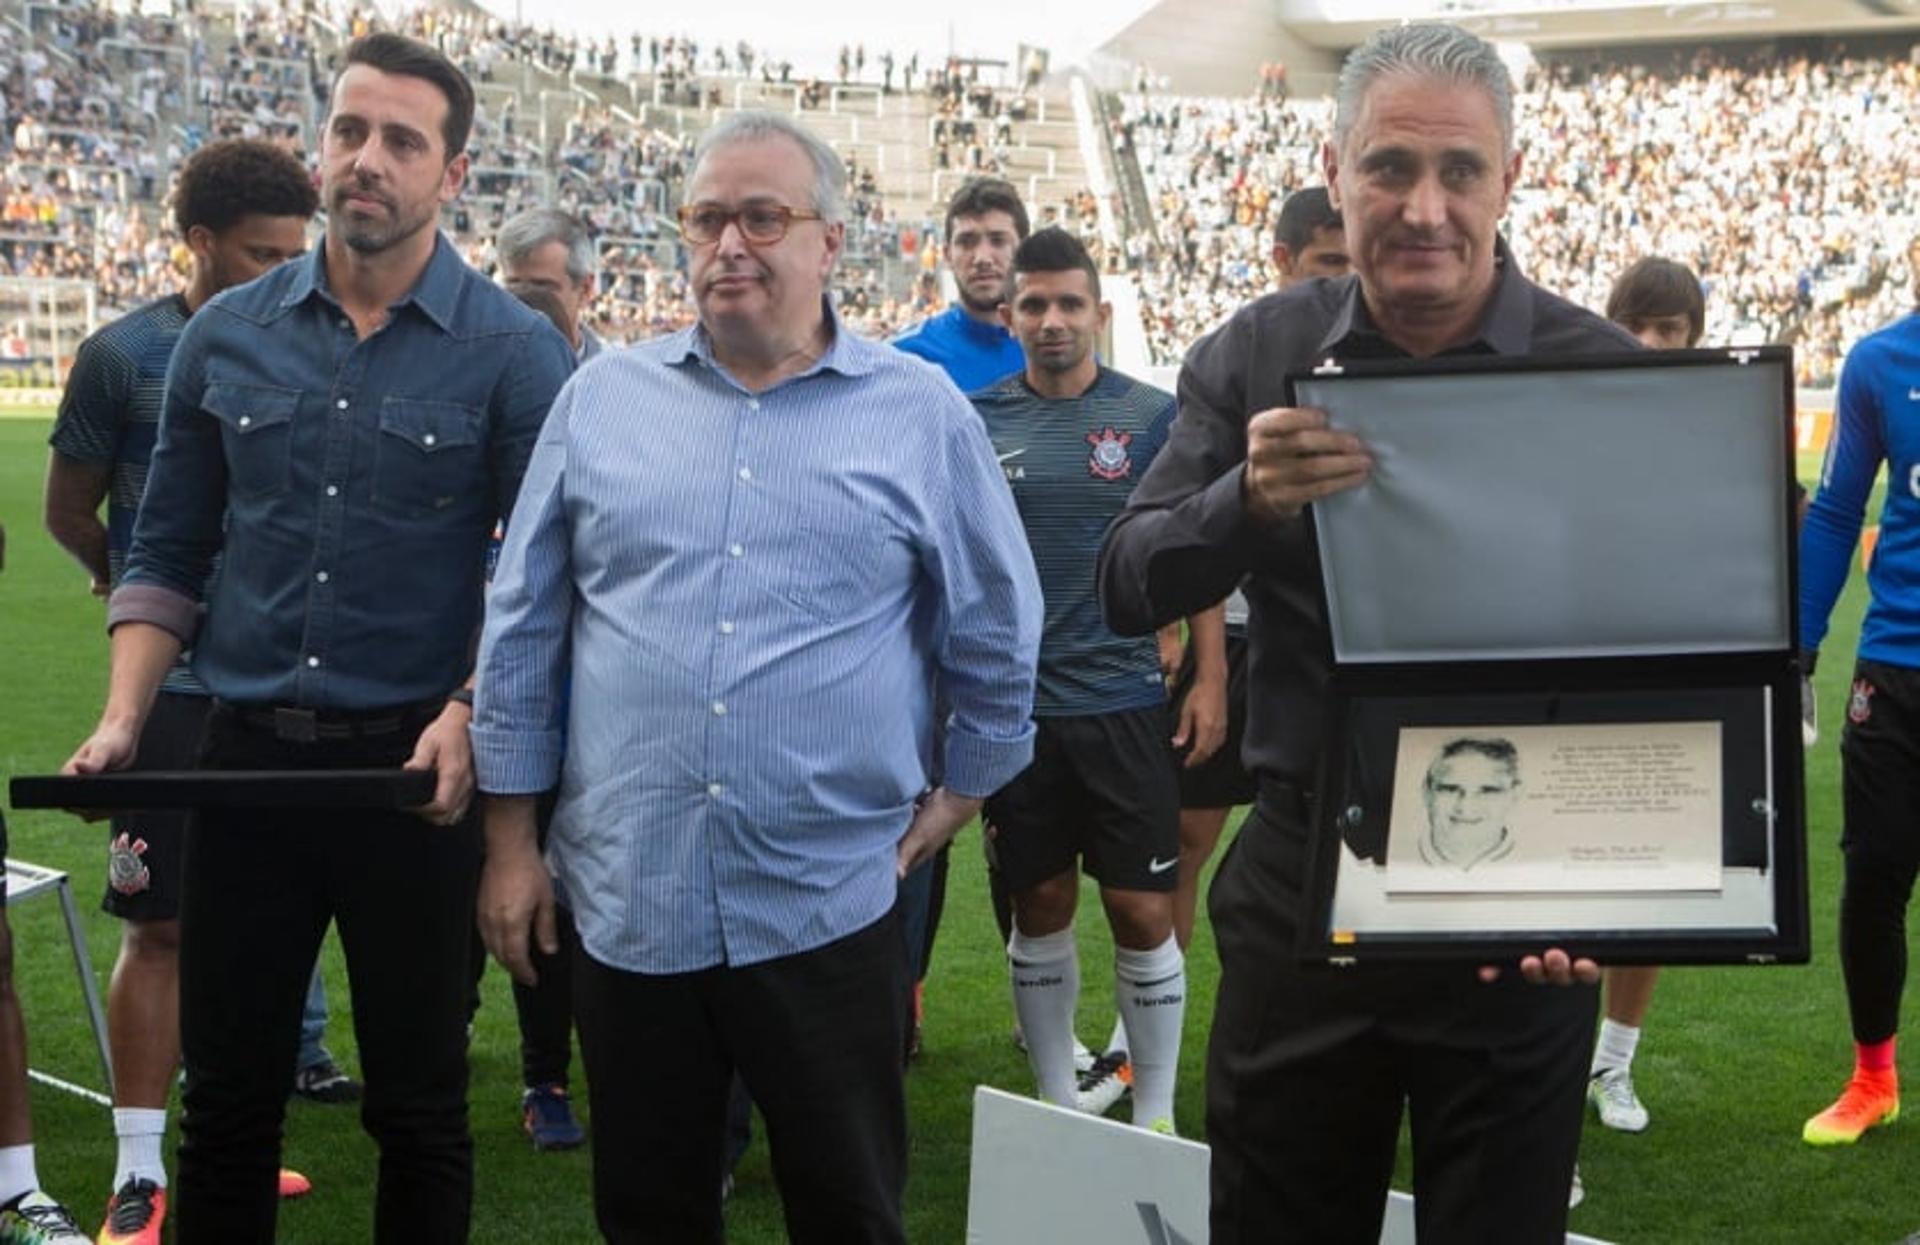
[{"xmin": 447, "ymin": 687, "xmax": 475, "ymax": 709}]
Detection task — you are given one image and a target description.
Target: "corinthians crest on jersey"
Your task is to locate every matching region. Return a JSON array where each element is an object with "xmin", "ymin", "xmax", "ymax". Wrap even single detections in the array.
[{"xmin": 1086, "ymin": 426, "xmax": 1133, "ymax": 480}]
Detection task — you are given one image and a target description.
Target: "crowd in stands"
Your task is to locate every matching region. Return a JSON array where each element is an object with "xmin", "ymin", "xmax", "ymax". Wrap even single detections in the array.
[
  {"xmin": 3, "ymin": 0, "xmax": 1909, "ymax": 385},
  {"xmin": 1119, "ymin": 49, "xmax": 1920, "ymax": 385}
]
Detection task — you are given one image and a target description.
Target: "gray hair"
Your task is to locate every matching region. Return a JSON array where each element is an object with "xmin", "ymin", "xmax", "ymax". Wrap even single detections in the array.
[
  {"xmin": 1333, "ymin": 23, "xmax": 1514, "ymax": 155},
  {"xmin": 691, "ymin": 111, "xmax": 846, "ymax": 225},
  {"xmin": 497, "ymin": 207, "xmax": 596, "ymax": 285}
]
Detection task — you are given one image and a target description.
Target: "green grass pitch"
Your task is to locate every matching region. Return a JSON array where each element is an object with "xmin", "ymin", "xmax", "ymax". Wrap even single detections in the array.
[{"xmin": 1, "ymin": 413, "xmax": 1914, "ymax": 1240}]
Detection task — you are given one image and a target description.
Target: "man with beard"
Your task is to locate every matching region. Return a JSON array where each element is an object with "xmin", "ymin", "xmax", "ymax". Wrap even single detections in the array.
[
  {"xmin": 890, "ymin": 176, "xmax": 1030, "ymax": 1060},
  {"xmin": 62, "ymin": 32, "xmax": 573, "ymax": 1243},
  {"xmin": 894, "ymin": 176, "xmax": 1028, "ymax": 390}
]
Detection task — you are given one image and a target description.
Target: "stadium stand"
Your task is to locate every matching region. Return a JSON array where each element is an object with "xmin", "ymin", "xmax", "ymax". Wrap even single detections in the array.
[
  {"xmin": 0, "ymin": 0, "xmax": 1905, "ymax": 383},
  {"xmin": 1112, "ymin": 48, "xmax": 1920, "ymax": 385}
]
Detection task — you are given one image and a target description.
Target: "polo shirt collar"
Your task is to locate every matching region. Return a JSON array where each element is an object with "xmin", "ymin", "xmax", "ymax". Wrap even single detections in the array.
[{"xmin": 1317, "ymin": 235, "xmax": 1533, "ymax": 358}]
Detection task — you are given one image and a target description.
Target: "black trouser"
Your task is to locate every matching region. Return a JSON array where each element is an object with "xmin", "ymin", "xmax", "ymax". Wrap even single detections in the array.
[
  {"xmin": 1838, "ymin": 657, "xmax": 1920, "ymax": 1043},
  {"xmin": 511, "ymin": 788, "xmax": 576, "ymax": 1087},
  {"xmin": 1206, "ymin": 788, "xmax": 1595, "ymax": 1245},
  {"xmin": 574, "ymin": 909, "xmax": 908, "ymax": 1244},
  {"xmin": 176, "ymin": 705, "xmax": 478, "ymax": 1245}
]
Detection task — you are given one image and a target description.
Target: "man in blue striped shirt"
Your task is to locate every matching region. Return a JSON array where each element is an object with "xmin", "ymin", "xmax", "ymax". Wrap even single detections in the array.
[{"xmin": 472, "ymin": 112, "xmax": 1043, "ymax": 1244}]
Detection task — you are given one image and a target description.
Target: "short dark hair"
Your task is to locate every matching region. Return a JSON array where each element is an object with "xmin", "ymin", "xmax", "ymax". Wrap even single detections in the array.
[
  {"xmin": 1012, "ymin": 226, "xmax": 1099, "ymax": 299},
  {"xmin": 1274, "ymin": 186, "xmax": 1342, "ymax": 253},
  {"xmin": 1605, "ymin": 257, "xmax": 1705, "ymax": 346},
  {"xmin": 1427, "ymin": 737, "xmax": 1520, "ymax": 785},
  {"xmin": 173, "ymin": 139, "xmax": 318, "ymax": 236},
  {"xmin": 945, "ymin": 176, "xmax": 1030, "ymax": 243},
  {"xmin": 339, "ymin": 32, "xmax": 475, "ymax": 160}
]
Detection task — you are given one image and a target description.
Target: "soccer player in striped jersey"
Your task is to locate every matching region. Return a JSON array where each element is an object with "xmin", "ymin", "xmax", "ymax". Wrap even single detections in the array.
[
  {"xmin": 43, "ymin": 139, "xmax": 324, "ymax": 1245},
  {"xmin": 974, "ymin": 227, "xmax": 1226, "ymax": 1132}
]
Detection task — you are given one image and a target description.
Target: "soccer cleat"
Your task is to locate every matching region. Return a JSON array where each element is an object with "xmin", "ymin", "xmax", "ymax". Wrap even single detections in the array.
[
  {"xmin": 0, "ymin": 1191, "xmax": 88, "ymax": 1244},
  {"xmin": 276, "ymin": 1169, "xmax": 311, "ymax": 1200},
  {"xmin": 522, "ymin": 1082, "xmax": 587, "ymax": 1151},
  {"xmin": 1145, "ymin": 1117, "xmax": 1177, "ymax": 1137},
  {"xmin": 1587, "ymin": 1067, "xmax": 1650, "ymax": 1133},
  {"xmin": 95, "ymin": 1178, "xmax": 164, "ymax": 1245},
  {"xmin": 1075, "ymin": 1051, "xmax": 1133, "ymax": 1116},
  {"xmin": 292, "ymin": 1057, "xmax": 362, "ymax": 1104},
  {"xmin": 1803, "ymin": 1071, "xmax": 1900, "ymax": 1145},
  {"xmin": 1568, "ymin": 1164, "xmax": 1584, "ymax": 1210}
]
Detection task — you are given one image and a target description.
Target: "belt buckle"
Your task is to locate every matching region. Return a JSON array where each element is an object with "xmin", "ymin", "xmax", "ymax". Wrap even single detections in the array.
[{"xmin": 273, "ymin": 707, "xmax": 319, "ymax": 743}]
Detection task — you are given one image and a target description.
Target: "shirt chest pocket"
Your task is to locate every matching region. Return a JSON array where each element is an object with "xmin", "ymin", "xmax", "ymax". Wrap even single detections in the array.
[
  {"xmin": 203, "ymin": 381, "xmax": 299, "ymax": 501},
  {"xmin": 775, "ymin": 507, "xmax": 892, "ymax": 624},
  {"xmin": 374, "ymin": 398, "xmax": 487, "ymax": 517}
]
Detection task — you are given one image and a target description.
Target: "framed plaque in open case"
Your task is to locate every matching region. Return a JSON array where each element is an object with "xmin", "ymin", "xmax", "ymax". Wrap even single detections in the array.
[{"xmin": 1287, "ymin": 347, "xmax": 1808, "ymax": 966}]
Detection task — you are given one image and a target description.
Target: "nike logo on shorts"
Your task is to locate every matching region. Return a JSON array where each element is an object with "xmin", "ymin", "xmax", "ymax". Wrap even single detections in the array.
[{"xmin": 1147, "ymin": 856, "xmax": 1178, "ymax": 875}]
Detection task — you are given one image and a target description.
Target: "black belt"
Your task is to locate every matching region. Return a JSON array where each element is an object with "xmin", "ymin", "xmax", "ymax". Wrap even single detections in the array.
[{"xmin": 219, "ymin": 699, "xmax": 448, "ymax": 744}]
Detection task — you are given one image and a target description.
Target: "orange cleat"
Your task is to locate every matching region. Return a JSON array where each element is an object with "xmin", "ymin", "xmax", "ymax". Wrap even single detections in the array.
[
  {"xmin": 96, "ymin": 1178, "xmax": 164, "ymax": 1245},
  {"xmin": 1803, "ymin": 1070, "xmax": 1899, "ymax": 1145},
  {"xmin": 276, "ymin": 1168, "xmax": 313, "ymax": 1199}
]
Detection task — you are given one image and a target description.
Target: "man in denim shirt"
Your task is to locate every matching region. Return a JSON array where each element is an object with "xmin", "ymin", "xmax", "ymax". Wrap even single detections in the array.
[{"xmin": 64, "ymin": 33, "xmax": 573, "ymax": 1244}]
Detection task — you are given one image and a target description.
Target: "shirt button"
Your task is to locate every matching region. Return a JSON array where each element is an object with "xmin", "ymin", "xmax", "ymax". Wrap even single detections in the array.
[
  {"xmin": 719, "ymin": 620, "xmax": 734, "ymax": 635},
  {"xmin": 325, "ymin": 485, "xmax": 339, "ymax": 497},
  {"xmin": 737, "ymin": 467, "xmax": 752, "ymax": 481},
  {"xmin": 423, "ymin": 433, "xmax": 437, "ymax": 446},
  {"xmin": 711, "ymin": 701, "xmax": 727, "ymax": 716},
  {"xmin": 315, "ymin": 571, "xmax": 330, "ymax": 584},
  {"xmin": 335, "ymin": 398, "xmax": 349, "ymax": 410},
  {"xmin": 339, "ymin": 318, "xmax": 350, "ymax": 331},
  {"xmin": 237, "ymin": 415, "xmax": 251, "ymax": 427},
  {"xmin": 747, "ymin": 398, "xmax": 761, "ymax": 411},
  {"xmin": 306, "ymin": 655, "xmax": 320, "ymax": 668},
  {"xmin": 707, "ymin": 782, "xmax": 724, "ymax": 797},
  {"xmin": 729, "ymin": 543, "xmax": 744, "ymax": 558}
]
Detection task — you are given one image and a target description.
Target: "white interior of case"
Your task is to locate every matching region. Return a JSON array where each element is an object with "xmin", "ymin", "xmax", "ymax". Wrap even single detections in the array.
[
  {"xmin": 1327, "ymin": 600, "xmax": 1782, "ymax": 938},
  {"xmin": 1297, "ymin": 359, "xmax": 1792, "ymax": 664}
]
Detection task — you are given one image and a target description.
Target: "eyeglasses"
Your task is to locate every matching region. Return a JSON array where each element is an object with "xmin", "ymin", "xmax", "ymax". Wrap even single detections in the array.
[{"xmin": 676, "ymin": 201, "xmax": 824, "ymax": 245}]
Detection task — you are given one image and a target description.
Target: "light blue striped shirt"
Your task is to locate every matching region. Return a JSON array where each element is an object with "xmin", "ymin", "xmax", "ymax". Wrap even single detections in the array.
[{"xmin": 471, "ymin": 307, "xmax": 1043, "ymax": 973}]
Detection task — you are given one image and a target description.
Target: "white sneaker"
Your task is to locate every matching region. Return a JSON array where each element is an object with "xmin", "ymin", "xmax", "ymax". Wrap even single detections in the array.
[
  {"xmin": 1074, "ymin": 1051, "xmax": 1132, "ymax": 1116},
  {"xmin": 1568, "ymin": 1164, "xmax": 1584, "ymax": 1210},
  {"xmin": 0, "ymin": 1190, "xmax": 89, "ymax": 1244},
  {"xmin": 1588, "ymin": 1066, "xmax": 1650, "ymax": 1132}
]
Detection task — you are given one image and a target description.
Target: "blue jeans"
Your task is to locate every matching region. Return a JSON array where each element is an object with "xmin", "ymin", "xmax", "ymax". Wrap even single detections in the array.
[{"xmin": 295, "ymin": 962, "xmax": 332, "ymax": 1072}]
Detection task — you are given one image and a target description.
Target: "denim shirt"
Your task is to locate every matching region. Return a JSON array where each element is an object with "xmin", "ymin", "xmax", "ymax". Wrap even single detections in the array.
[{"xmin": 109, "ymin": 234, "xmax": 577, "ymax": 710}]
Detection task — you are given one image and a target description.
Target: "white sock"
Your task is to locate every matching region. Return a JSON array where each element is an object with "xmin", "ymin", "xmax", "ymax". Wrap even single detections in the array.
[
  {"xmin": 0, "ymin": 1144, "xmax": 38, "ymax": 1206},
  {"xmin": 1592, "ymin": 1019, "xmax": 1641, "ymax": 1075},
  {"xmin": 1107, "ymin": 1015, "xmax": 1129, "ymax": 1059},
  {"xmin": 1008, "ymin": 925, "xmax": 1080, "ymax": 1107},
  {"xmin": 113, "ymin": 1107, "xmax": 168, "ymax": 1190},
  {"xmin": 1116, "ymin": 935, "xmax": 1185, "ymax": 1127}
]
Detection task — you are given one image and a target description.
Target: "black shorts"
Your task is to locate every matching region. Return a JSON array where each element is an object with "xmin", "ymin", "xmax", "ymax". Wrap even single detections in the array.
[
  {"xmin": 1840, "ymin": 657, "xmax": 1920, "ymax": 869},
  {"xmin": 983, "ymin": 706, "xmax": 1181, "ymax": 894},
  {"xmin": 102, "ymin": 690, "xmax": 213, "ymax": 922},
  {"xmin": 1172, "ymin": 629, "xmax": 1255, "ymax": 810}
]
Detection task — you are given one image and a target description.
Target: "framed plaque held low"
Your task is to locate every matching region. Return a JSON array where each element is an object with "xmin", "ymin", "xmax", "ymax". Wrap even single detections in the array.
[{"xmin": 1287, "ymin": 347, "xmax": 1807, "ymax": 966}]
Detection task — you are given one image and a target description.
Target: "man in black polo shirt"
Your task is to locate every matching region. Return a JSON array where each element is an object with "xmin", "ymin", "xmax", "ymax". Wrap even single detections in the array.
[
  {"xmin": 1099, "ymin": 23, "xmax": 1633, "ymax": 1244},
  {"xmin": 63, "ymin": 33, "xmax": 573, "ymax": 1243}
]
